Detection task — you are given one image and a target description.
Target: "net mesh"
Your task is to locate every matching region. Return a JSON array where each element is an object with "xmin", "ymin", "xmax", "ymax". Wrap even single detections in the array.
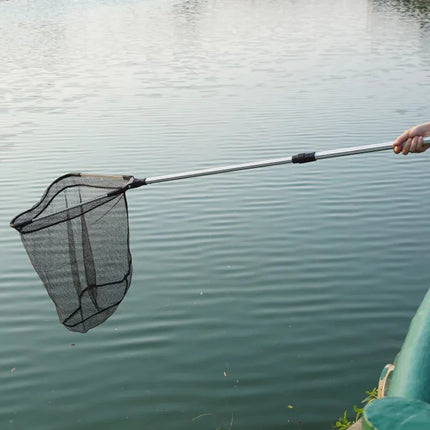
[{"xmin": 11, "ymin": 173, "xmax": 134, "ymax": 333}]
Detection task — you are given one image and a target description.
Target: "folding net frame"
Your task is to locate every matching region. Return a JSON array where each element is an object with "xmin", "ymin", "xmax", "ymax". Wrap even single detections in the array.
[{"xmin": 10, "ymin": 173, "xmax": 137, "ymax": 333}]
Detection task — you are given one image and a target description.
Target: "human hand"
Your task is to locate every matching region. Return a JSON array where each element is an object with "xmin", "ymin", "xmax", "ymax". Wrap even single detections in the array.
[{"xmin": 393, "ymin": 122, "xmax": 430, "ymax": 155}]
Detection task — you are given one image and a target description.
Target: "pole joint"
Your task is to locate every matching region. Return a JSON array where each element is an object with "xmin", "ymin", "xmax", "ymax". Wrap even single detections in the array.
[{"xmin": 292, "ymin": 152, "xmax": 316, "ymax": 164}]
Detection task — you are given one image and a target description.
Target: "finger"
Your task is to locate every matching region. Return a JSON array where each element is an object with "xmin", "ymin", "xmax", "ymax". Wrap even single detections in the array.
[
  {"xmin": 402, "ymin": 137, "xmax": 412, "ymax": 155},
  {"xmin": 410, "ymin": 136, "xmax": 420, "ymax": 153},
  {"xmin": 415, "ymin": 136, "xmax": 430, "ymax": 153},
  {"xmin": 393, "ymin": 144, "xmax": 402, "ymax": 154},
  {"xmin": 417, "ymin": 136, "xmax": 425, "ymax": 152},
  {"xmin": 394, "ymin": 129, "xmax": 412, "ymax": 146}
]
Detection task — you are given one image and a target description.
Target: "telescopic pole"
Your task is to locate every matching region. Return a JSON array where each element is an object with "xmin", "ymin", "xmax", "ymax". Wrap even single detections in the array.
[{"xmin": 143, "ymin": 138, "xmax": 430, "ymax": 186}]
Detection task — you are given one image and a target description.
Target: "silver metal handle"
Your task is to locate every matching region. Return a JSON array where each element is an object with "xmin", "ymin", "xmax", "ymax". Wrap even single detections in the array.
[
  {"xmin": 145, "ymin": 156, "xmax": 294, "ymax": 185},
  {"xmin": 315, "ymin": 141, "xmax": 394, "ymax": 160},
  {"xmin": 144, "ymin": 137, "xmax": 430, "ymax": 186}
]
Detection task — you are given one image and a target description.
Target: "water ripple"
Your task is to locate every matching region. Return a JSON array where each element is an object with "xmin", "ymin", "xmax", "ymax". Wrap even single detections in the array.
[{"xmin": 1, "ymin": 0, "xmax": 430, "ymax": 429}]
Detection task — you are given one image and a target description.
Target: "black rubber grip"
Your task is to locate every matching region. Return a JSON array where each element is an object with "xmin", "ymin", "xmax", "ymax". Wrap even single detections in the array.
[{"xmin": 292, "ymin": 152, "xmax": 316, "ymax": 164}]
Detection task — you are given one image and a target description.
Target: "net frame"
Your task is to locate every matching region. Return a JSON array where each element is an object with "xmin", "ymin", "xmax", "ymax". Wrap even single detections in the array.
[{"xmin": 11, "ymin": 173, "xmax": 136, "ymax": 333}]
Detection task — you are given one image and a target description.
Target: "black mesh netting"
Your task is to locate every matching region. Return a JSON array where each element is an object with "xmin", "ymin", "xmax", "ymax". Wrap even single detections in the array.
[{"xmin": 11, "ymin": 173, "xmax": 135, "ymax": 333}]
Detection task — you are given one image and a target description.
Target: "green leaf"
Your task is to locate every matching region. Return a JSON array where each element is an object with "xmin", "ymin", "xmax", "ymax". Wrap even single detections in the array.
[{"xmin": 333, "ymin": 387, "xmax": 378, "ymax": 430}]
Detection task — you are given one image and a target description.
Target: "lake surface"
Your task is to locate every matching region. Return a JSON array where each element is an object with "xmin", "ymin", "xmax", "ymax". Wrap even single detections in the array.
[{"xmin": 1, "ymin": 0, "xmax": 430, "ymax": 428}]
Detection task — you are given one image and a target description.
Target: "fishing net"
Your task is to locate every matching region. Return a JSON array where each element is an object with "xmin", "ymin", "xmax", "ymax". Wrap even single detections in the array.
[{"xmin": 10, "ymin": 173, "xmax": 136, "ymax": 333}]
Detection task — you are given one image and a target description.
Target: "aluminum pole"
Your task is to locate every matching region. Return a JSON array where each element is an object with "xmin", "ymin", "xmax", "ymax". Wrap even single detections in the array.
[{"xmin": 144, "ymin": 137, "xmax": 430, "ymax": 186}]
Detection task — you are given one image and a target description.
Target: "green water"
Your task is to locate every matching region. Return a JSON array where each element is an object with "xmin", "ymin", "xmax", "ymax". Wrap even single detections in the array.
[{"xmin": 1, "ymin": 0, "xmax": 430, "ymax": 429}]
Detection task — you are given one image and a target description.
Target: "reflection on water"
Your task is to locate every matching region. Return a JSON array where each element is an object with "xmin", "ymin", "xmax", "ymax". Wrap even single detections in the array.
[
  {"xmin": 373, "ymin": 0, "xmax": 430, "ymax": 25},
  {"xmin": 0, "ymin": 1, "xmax": 430, "ymax": 429}
]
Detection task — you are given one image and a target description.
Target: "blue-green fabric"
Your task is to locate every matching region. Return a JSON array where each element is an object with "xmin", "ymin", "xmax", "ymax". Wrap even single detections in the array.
[
  {"xmin": 388, "ymin": 288, "xmax": 430, "ymax": 402},
  {"xmin": 363, "ymin": 397, "xmax": 430, "ymax": 430},
  {"xmin": 363, "ymin": 289, "xmax": 430, "ymax": 429}
]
